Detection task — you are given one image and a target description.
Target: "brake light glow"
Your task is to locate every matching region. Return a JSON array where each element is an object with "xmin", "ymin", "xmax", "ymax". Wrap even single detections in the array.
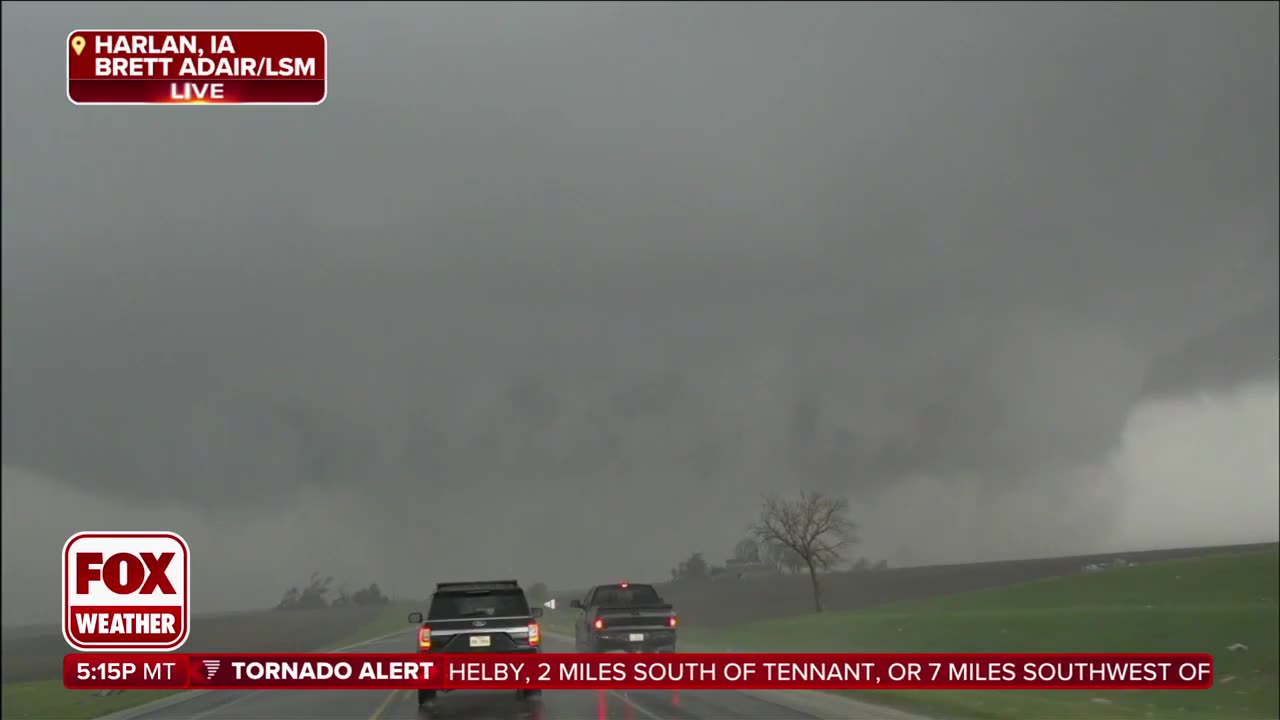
[
  {"xmin": 528, "ymin": 622, "xmax": 541, "ymax": 646},
  {"xmin": 620, "ymin": 581, "xmax": 629, "ymax": 588},
  {"xmin": 593, "ymin": 617, "xmax": 605, "ymax": 631},
  {"xmin": 418, "ymin": 626, "xmax": 432, "ymax": 650},
  {"xmin": 668, "ymin": 615, "xmax": 678, "ymax": 628}
]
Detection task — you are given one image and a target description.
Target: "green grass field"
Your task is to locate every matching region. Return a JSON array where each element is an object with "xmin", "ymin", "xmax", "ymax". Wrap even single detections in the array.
[
  {"xmin": 325, "ymin": 602, "xmax": 419, "ymax": 651},
  {"xmin": 679, "ymin": 550, "xmax": 1279, "ymax": 719},
  {"xmin": 1, "ymin": 684, "xmax": 178, "ymax": 720},
  {"xmin": 1, "ymin": 602, "xmax": 417, "ymax": 720}
]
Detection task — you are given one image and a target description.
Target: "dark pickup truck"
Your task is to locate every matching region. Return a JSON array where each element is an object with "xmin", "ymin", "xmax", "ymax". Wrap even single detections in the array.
[
  {"xmin": 571, "ymin": 582, "xmax": 678, "ymax": 653},
  {"xmin": 408, "ymin": 580, "xmax": 543, "ymax": 706}
]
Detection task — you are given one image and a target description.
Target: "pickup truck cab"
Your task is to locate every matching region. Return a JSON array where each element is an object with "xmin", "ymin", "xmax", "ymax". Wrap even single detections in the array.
[
  {"xmin": 408, "ymin": 580, "xmax": 543, "ymax": 706},
  {"xmin": 571, "ymin": 582, "xmax": 677, "ymax": 654}
]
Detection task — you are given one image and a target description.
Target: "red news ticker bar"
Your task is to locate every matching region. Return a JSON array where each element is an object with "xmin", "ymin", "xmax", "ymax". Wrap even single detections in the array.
[
  {"xmin": 66, "ymin": 30, "xmax": 326, "ymax": 105},
  {"xmin": 65, "ymin": 653, "xmax": 1215, "ymax": 691}
]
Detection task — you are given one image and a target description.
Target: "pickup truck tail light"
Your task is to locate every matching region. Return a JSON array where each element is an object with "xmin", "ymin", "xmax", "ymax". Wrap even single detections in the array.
[
  {"xmin": 668, "ymin": 615, "xmax": 678, "ymax": 628},
  {"xmin": 528, "ymin": 622, "xmax": 541, "ymax": 646},
  {"xmin": 593, "ymin": 617, "xmax": 605, "ymax": 631},
  {"xmin": 418, "ymin": 626, "xmax": 432, "ymax": 650}
]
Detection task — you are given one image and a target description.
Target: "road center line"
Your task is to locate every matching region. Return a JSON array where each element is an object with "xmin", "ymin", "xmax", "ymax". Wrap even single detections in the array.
[{"xmin": 368, "ymin": 688, "xmax": 405, "ymax": 720}]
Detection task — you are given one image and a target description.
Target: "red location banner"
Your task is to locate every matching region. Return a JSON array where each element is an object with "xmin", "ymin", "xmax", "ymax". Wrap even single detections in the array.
[
  {"xmin": 66, "ymin": 30, "xmax": 327, "ymax": 105},
  {"xmin": 65, "ymin": 652, "xmax": 1215, "ymax": 691}
]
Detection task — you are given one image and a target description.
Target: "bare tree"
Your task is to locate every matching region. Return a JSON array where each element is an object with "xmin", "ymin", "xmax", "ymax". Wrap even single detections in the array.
[{"xmin": 751, "ymin": 491, "xmax": 857, "ymax": 612}]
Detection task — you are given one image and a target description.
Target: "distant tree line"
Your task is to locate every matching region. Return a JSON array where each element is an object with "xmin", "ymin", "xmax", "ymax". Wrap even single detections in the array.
[{"xmin": 275, "ymin": 571, "xmax": 390, "ymax": 610}]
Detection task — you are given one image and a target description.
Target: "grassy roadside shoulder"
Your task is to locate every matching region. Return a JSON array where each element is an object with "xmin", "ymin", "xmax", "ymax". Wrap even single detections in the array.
[
  {"xmin": 1, "ymin": 602, "xmax": 419, "ymax": 720},
  {"xmin": 672, "ymin": 550, "xmax": 1278, "ymax": 720},
  {"xmin": 324, "ymin": 601, "xmax": 418, "ymax": 651},
  {"xmin": 1, "ymin": 684, "xmax": 177, "ymax": 720}
]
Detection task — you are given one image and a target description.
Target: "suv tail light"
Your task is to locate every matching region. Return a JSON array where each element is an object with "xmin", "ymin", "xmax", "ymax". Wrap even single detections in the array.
[
  {"xmin": 668, "ymin": 615, "xmax": 678, "ymax": 628},
  {"xmin": 593, "ymin": 617, "xmax": 605, "ymax": 631},
  {"xmin": 418, "ymin": 626, "xmax": 432, "ymax": 650},
  {"xmin": 528, "ymin": 622, "xmax": 541, "ymax": 646}
]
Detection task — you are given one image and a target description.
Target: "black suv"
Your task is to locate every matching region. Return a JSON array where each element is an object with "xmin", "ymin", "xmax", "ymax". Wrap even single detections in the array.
[{"xmin": 408, "ymin": 580, "xmax": 544, "ymax": 706}]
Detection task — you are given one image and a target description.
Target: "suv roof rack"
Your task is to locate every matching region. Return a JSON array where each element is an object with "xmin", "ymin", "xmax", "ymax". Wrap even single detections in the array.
[{"xmin": 435, "ymin": 580, "xmax": 521, "ymax": 591}]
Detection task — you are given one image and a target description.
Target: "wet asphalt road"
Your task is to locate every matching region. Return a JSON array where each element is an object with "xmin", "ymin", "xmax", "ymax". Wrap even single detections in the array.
[{"xmin": 127, "ymin": 633, "xmax": 824, "ymax": 720}]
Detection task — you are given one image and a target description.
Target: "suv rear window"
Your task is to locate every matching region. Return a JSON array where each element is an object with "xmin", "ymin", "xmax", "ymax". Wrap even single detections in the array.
[{"xmin": 428, "ymin": 589, "xmax": 530, "ymax": 620}]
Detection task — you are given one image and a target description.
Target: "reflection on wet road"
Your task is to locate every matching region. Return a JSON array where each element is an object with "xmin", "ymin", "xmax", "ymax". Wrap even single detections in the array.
[{"xmin": 403, "ymin": 686, "xmax": 817, "ymax": 720}]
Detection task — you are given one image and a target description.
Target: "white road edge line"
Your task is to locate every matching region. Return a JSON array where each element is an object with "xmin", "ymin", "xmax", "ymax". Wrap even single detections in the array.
[
  {"xmin": 93, "ymin": 628, "xmax": 416, "ymax": 720},
  {"xmin": 609, "ymin": 690, "xmax": 665, "ymax": 720}
]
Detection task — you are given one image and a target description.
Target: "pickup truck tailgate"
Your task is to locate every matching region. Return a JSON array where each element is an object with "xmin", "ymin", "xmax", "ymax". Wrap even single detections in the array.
[{"xmin": 596, "ymin": 604, "xmax": 675, "ymax": 629}]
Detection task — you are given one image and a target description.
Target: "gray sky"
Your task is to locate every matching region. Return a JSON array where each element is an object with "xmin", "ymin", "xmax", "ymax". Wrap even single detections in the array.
[{"xmin": 3, "ymin": 2, "xmax": 1277, "ymax": 625}]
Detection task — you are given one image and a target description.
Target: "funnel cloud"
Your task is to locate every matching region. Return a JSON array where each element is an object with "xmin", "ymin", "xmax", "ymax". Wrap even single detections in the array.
[{"xmin": 2, "ymin": 2, "xmax": 1277, "ymax": 625}]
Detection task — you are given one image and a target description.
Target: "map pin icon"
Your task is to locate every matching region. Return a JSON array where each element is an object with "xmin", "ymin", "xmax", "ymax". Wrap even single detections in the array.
[{"xmin": 71, "ymin": 35, "xmax": 86, "ymax": 56}]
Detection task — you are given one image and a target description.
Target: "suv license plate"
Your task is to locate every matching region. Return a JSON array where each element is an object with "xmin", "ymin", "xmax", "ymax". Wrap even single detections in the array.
[
  {"xmin": 470, "ymin": 635, "xmax": 491, "ymax": 647},
  {"xmin": 628, "ymin": 633, "xmax": 644, "ymax": 642}
]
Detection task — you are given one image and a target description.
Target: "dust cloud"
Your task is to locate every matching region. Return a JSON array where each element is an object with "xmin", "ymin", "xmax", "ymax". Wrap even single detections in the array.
[
  {"xmin": 858, "ymin": 381, "xmax": 1280, "ymax": 567},
  {"xmin": 1106, "ymin": 382, "xmax": 1280, "ymax": 551},
  {"xmin": 5, "ymin": 377, "xmax": 1276, "ymax": 625}
]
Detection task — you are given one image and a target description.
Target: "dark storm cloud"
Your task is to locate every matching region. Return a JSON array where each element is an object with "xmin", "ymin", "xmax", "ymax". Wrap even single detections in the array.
[{"xmin": 2, "ymin": 2, "xmax": 1277, "ymax": 621}]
